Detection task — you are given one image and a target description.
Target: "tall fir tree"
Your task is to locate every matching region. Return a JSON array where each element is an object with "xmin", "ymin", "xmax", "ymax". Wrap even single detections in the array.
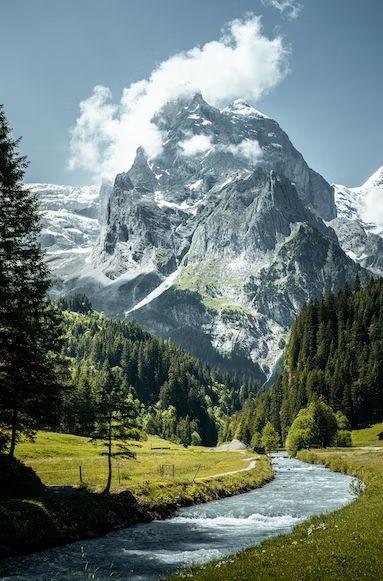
[
  {"xmin": 91, "ymin": 364, "xmax": 142, "ymax": 494},
  {"xmin": 0, "ymin": 105, "xmax": 66, "ymax": 456}
]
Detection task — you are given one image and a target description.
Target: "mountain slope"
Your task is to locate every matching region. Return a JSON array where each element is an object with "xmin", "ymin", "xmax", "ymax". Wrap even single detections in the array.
[
  {"xmin": 330, "ymin": 166, "xmax": 383, "ymax": 274},
  {"xmin": 37, "ymin": 93, "xmax": 368, "ymax": 373},
  {"xmin": 58, "ymin": 297, "xmax": 260, "ymax": 446},
  {"xmin": 223, "ymin": 278, "xmax": 383, "ymax": 446}
]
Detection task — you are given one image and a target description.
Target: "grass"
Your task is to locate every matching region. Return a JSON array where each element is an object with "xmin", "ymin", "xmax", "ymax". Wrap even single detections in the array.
[
  {"xmin": 175, "ymin": 429, "xmax": 383, "ymax": 580},
  {"xmin": 1, "ymin": 435, "xmax": 273, "ymax": 557},
  {"xmin": 133, "ymin": 455, "xmax": 273, "ymax": 515},
  {"xmin": 351, "ymin": 421, "xmax": 383, "ymax": 447},
  {"xmin": 15, "ymin": 431, "xmax": 257, "ymax": 492}
]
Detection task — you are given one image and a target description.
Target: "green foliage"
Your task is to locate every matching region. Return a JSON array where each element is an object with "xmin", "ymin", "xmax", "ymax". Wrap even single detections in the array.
[
  {"xmin": 191, "ymin": 431, "xmax": 202, "ymax": 446},
  {"xmin": 333, "ymin": 430, "xmax": 352, "ymax": 447},
  {"xmin": 57, "ymin": 294, "xmax": 93, "ymax": 314},
  {"xmin": 286, "ymin": 399, "xmax": 350, "ymax": 456},
  {"xmin": 59, "ymin": 303, "xmax": 258, "ymax": 446},
  {"xmin": 89, "ymin": 364, "xmax": 143, "ymax": 494},
  {"xmin": 250, "ymin": 431, "xmax": 263, "ymax": 451},
  {"xmin": 285, "ymin": 409, "xmax": 317, "ymax": 456},
  {"xmin": 0, "ymin": 105, "xmax": 67, "ymax": 456},
  {"xmin": 225, "ymin": 279, "xmax": 383, "ymax": 445},
  {"xmin": 261, "ymin": 422, "xmax": 280, "ymax": 452}
]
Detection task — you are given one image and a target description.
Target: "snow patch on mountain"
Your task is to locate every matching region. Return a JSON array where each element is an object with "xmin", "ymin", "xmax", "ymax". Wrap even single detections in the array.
[{"xmin": 331, "ymin": 167, "xmax": 383, "ymax": 274}]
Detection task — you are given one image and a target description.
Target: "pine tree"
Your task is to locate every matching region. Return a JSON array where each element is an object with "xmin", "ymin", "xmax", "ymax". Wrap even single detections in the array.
[
  {"xmin": 91, "ymin": 364, "xmax": 142, "ymax": 494},
  {"xmin": 0, "ymin": 106, "xmax": 66, "ymax": 456}
]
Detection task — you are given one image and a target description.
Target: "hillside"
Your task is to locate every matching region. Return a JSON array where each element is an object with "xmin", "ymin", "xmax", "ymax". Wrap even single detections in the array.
[
  {"xmin": 58, "ymin": 296, "xmax": 261, "ymax": 446},
  {"xmin": 222, "ymin": 278, "xmax": 383, "ymax": 443}
]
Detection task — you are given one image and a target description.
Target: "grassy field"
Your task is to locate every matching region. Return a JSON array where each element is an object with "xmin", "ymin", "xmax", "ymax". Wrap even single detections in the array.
[
  {"xmin": 15, "ymin": 431, "xmax": 256, "ymax": 492},
  {"xmin": 175, "ymin": 430, "xmax": 383, "ymax": 580},
  {"xmin": 351, "ymin": 421, "xmax": 383, "ymax": 446}
]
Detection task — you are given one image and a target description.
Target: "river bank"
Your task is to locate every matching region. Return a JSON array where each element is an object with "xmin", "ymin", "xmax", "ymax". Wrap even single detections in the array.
[
  {"xmin": 0, "ymin": 456, "xmax": 272, "ymax": 559},
  {"xmin": 176, "ymin": 447, "xmax": 382, "ymax": 581},
  {"xmin": 0, "ymin": 453, "xmax": 354, "ymax": 580}
]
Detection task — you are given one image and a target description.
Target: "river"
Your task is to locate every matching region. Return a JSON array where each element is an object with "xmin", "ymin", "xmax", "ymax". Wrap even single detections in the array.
[{"xmin": 0, "ymin": 454, "xmax": 355, "ymax": 580}]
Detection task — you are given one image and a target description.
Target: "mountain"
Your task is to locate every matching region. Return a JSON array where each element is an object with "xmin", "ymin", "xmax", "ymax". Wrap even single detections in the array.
[
  {"xmin": 34, "ymin": 93, "xmax": 367, "ymax": 376},
  {"xmin": 28, "ymin": 181, "xmax": 112, "ymax": 295},
  {"xmin": 329, "ymin": 166, "xmax": 383, "ymax": 274}
]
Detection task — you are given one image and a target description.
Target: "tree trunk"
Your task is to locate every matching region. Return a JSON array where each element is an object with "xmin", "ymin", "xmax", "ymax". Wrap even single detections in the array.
[
  {"xmin": 103, "ymin": 425, "xmax": 112, "ymax": 495},
  {"xmin": 8, "ymin": 406, "xmax": 18, "ymax": 458}
]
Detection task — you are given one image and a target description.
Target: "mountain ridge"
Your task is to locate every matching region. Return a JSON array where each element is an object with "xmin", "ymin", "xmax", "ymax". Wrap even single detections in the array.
[{"xmin": 30, "ymin": 92, "xmax": 377, "ymax": 374}]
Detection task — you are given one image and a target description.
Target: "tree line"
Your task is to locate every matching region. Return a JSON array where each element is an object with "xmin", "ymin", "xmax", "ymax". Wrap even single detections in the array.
[
  {"xmin": 59, "ymin": 294, "xmax": 260, "ymax": 446},
  {"xmin": 222, "ymin": 277, "xmax": 383, "ymax": 447}
]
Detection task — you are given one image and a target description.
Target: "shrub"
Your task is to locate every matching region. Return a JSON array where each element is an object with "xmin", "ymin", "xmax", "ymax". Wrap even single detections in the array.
[
  {"xmin": 333, "ymin": 430, "xmax": 352, "ymax": 447},
  {"xmin": 191, "ymin": 431, "xmax": 202, "ymax": 446}
]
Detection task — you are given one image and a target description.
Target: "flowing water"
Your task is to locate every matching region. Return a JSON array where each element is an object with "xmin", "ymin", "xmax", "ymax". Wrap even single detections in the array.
[{"xmin": 0, "ymin": 454, "xmax": 355, "ymax": 580}]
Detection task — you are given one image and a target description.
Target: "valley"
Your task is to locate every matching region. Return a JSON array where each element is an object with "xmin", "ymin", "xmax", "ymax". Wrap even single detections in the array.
[{"xmin": 1, "ymin": 5, "xmax": 382, "ymax": 580}]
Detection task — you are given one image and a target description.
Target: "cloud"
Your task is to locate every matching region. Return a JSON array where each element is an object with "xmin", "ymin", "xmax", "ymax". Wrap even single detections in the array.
[
  {"xmin": 226, "ymin": 139, "xmax": 263, "ymax": 162},
  {"xmin": 69, "ymin": 14, "xmax": 289, "ymax": 180},
  {"xmin": 262, "ymin": 0, "xmax": 302, "ymax": 20},
  {"xmin": 179, "ymin": 134, "xmax": 213, "ymax": 156},
  {"xmin": 360, "ymin": 187, "xmax": 383, "ymax": 226}
]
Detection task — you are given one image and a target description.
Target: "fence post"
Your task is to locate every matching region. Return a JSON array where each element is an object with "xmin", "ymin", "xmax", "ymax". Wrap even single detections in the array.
[
  {"xmin": 79, "ymin": 465, "xmax": 83, "ymax": 485},
  {"xmin": 193, "ymin": 464, "xmax": 201, "ymax": 482},
  {"xmin": 172, "ymin": 464, "xmax": 175, "ymax": 479},
  {"xmin": 118, "ymin": 464, "xmax": 121, "ymax": 485}
]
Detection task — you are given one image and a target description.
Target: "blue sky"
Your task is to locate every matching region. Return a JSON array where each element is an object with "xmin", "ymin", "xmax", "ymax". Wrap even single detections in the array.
[{"xmin": 1, "ymin": 0, "xmax": 382, "ymax": 187}]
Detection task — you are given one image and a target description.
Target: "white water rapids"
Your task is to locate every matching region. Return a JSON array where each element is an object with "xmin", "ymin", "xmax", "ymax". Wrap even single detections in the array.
[{"xmin": 0, "ymin": 454, "xmax": 355, "ymax": 580}]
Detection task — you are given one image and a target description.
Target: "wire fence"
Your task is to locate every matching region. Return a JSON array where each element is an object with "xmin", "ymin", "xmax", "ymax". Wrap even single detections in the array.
[{"xmin": 25, "ymin": 458, "xmax": 207, "ymax": 490}]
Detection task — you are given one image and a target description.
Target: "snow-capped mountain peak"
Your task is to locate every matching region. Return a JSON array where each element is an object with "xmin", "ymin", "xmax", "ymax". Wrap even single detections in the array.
[
  {"xmin": 37, "ymin": 93, "xmax": 367, "ymax": 377},
  {"xmin": 331, "ymin": 166, "xmax": 383, "ymax": 273},
  {"xmin": 360, "ymin": 165, "xmax": 383, "ymax": 190},
  {"xmin": 222, "ymin": 99, "xmax": 269, "ymax": 119}
]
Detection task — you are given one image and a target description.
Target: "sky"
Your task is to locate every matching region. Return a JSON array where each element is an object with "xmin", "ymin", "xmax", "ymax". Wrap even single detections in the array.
[{"xmin": 0, "ymin": 0, "xmax": 382, "ymax": 188}]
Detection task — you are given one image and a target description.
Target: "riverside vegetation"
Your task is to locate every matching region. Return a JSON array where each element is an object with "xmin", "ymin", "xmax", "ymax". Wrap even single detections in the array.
[
  {"xmin": 0, "ymin": 441, "xmax": 272, "ymax": 557},
  {"xmin": 175, "ymin": 424, "xmax": 383, "ymax": 581}
]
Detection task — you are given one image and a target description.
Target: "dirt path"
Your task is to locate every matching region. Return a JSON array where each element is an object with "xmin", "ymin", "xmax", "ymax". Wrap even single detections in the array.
[{"xmin": 197, "ymin": 458, "xmax": 257, "ymax": 480}]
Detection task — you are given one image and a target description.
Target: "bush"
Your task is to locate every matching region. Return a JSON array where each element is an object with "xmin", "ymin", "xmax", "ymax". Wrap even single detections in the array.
[
  {"xmin": 285, "ymin": 399, "xmax": 343, "ymax": 455},
  {"xmin": 333, "ymin": 430, "xmax": 352, "ymax": 447},
  {"xmin": 0, "ymin": 455, "xmax": 46, "ymax": 498},
  {"xmin": 191, "ymin": 431, "xmax": 202, "ymax": 446},
  {"xmin": 250, "ymin": 431, "xmax": 264, "ymax": 453},
  {"xmin": 285, "ymin": 412, "xmax": 317, "ymax": 456}
]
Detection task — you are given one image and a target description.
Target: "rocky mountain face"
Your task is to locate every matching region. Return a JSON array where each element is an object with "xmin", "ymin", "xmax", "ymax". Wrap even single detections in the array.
[
  {"xmin": 34, "ymin": 93, "xmax": 372, "ymax": 379},
  {"xmin": 329, "ymin": 167, "xmax": 383, "ymax": 274},
  {"xmin": 29, "ymin": 181, "xmax": 112, "ymax": 295}
]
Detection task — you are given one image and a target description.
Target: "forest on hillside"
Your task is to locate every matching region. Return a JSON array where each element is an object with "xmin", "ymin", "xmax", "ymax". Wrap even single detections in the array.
[
  {"xmin": 222, "ymin": 278, "xmax": 383, "ymax": 444},
  {"xmin": 58, "ymin": 295, "xmax": 260, "ymax": 446}
]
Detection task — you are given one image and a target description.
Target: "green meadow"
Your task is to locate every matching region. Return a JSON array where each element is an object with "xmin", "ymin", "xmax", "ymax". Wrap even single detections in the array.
[{"xmin": 15, "ymin": 431, "xmax": 256, "ymax": 492}]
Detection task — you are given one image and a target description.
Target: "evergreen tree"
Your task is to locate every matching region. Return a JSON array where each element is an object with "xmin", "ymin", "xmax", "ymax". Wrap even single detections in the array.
[
  {"xmin": 91, "ymin": 364, "xmax": 142, "ymax": 494},
  {"xmin": 0, "ymin": 106, "xmax": 66, "ymax": 456}
]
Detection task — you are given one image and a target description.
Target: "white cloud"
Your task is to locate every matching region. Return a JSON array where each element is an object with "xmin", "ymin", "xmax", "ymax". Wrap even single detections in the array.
[
  {"xmin": 69, "ymin": 14, "xmax": 288, "ymax": 180},
  {"xmin": 262, "ymin": 0, "xmax": 302, "ymax": 20},
  {"xmin": 179, "ymin": 134, "xmax": 213, "ymax": 156},
  {"xmin": 360, "ymin": 187, "xmax": 383, "ymax": 226},
  {"xmin": 226, "ymin": 139, "xmax": 263, "ymax": 162}
]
